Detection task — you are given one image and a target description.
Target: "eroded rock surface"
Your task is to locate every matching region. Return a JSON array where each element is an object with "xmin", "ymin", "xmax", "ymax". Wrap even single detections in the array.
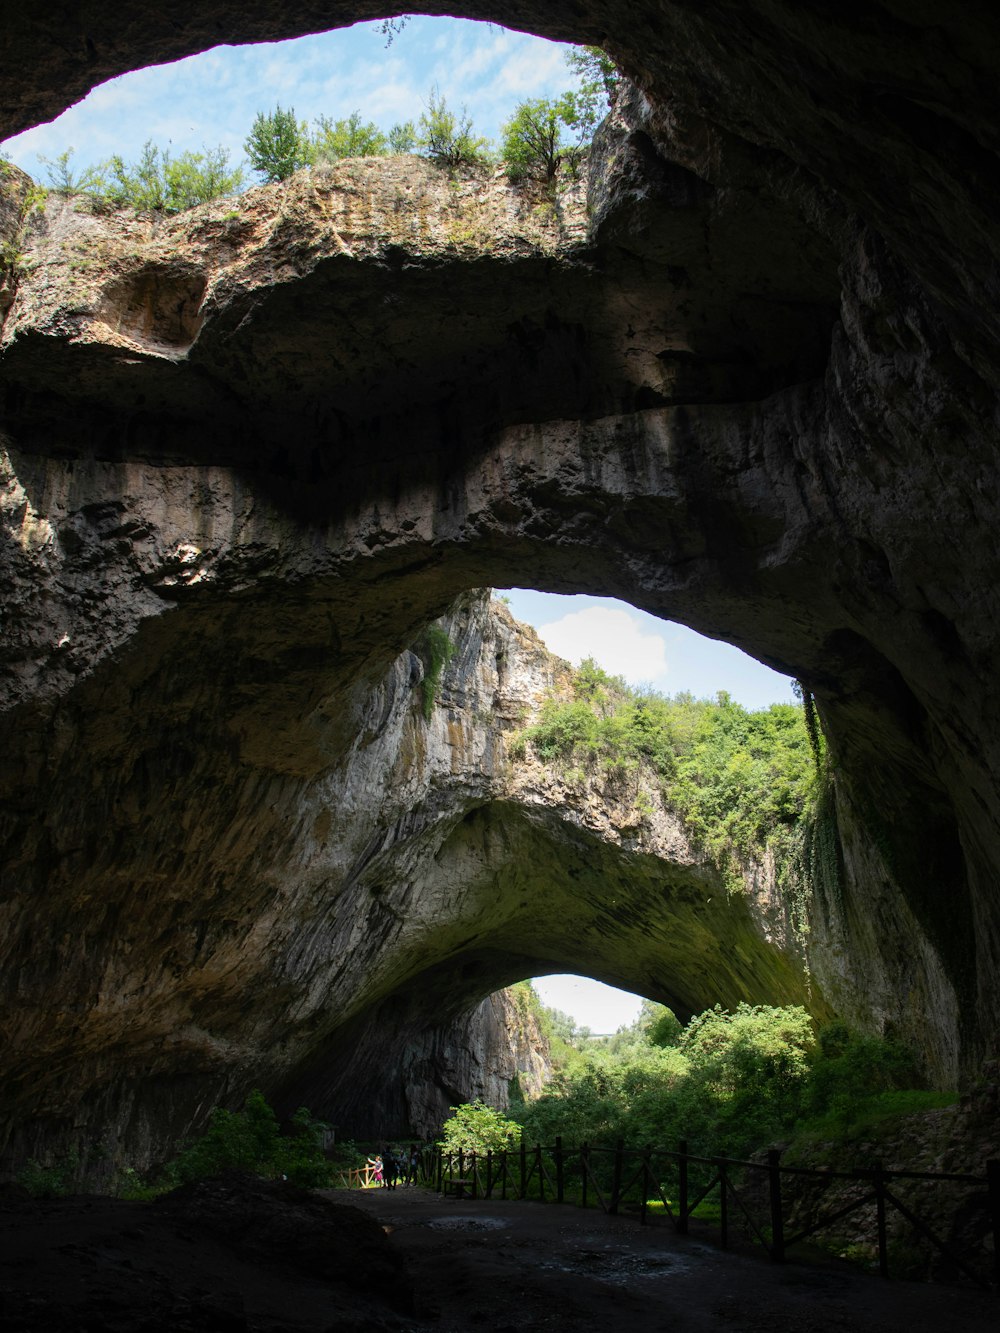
[{"xmin": 2, "ymin": 4, "xmax": 1000, "ymax": 1167}]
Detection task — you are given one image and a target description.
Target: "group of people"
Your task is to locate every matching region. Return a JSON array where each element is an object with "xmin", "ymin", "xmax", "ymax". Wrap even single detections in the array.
[{"xmin": 366, "ymin": 1146, "xmax": 421, "ymax": 1189}]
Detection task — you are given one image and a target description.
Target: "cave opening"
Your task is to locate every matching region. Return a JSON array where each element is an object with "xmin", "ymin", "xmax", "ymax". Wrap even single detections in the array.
[{"xmin": 0, "ymin": 16, "xmax": 588, "ymax": 193}]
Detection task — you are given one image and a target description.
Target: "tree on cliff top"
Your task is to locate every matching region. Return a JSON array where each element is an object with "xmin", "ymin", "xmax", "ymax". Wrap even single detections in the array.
[{"xmin": 245, "ymin": 105, "xmax": 311, "ymax": 182}]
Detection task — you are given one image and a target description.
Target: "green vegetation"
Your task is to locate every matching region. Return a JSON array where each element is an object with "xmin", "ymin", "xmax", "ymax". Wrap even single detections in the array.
[
  {"xmin": 417, "ymin": 88, "xmax": 491, "ymax": 169},
  {"xmin": 415, "ymin": 624, "xmax": 457, "ymax": 722},
  {"xmin": 35, "ymin": 141, "xmax": 243, "ymax": 213},
  {"xmin": 439, "ymin": 1099, "xmax": 522, "ymax": 1155},
  {"xmin": 495, "ymin": 994, "xmax": 939, "ymax": 1172},
  {"xmin": 501, "ymin": 48, "xmax": 617, "ymax": 183},
  {"xmin": 245, "ymin": 106, "xmax": 312, "ymax": 182},
  {"xmin": 15, "ymin": 1151, "xmax": 80, "ymax": 1198},
  {"xmin": 514, "ymin": 659, "xmax": 826, "ymax": 908},
  {"xmin": 11, "ymin": 41, "xmax": 620, "ymax": 215},
  {"xmin": 166, "ymin": 1090, "xmax": 335, "ymax": 1187},
  {"xmin": 312, "ymin": 112, "xmax": 388, "ymax": 163},
  {"xmin": 104, "ymin": 141, "xmax": 244, "ymax": 212}
]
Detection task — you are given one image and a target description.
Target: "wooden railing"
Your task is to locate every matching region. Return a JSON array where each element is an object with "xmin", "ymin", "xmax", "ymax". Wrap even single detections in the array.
[{"xmin": 424, "ymin": 1139, "xmax": 1000, "ymax": 1291}]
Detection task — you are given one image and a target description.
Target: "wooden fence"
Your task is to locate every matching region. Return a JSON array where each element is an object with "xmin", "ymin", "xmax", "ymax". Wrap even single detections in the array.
[{"xmin": 417, "ymin": 1139, "xmax": 1000, "ymax": 1291}]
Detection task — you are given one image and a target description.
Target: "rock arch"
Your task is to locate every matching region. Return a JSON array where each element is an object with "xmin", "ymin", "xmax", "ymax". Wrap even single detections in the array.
[{"xmin": 2, "ymin": 5, "xmax": 1000, "ymax": 1161}]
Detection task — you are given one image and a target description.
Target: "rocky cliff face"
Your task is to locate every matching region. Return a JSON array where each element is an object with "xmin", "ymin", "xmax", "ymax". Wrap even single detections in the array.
[{"xmin": 2, "ymin": 3, "xmax": 999, "ymax": 1167}]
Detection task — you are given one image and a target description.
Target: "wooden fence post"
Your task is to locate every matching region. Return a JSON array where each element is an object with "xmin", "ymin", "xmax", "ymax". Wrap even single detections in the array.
[
  {"xmin": 486, "ymin": 1149, "xmax": 493, "ymax": 1200},
  {"xmin": 555, "ymin": 1136, "xmax": 564, "ymax": 1205},
  {"xmin": 520, "ymin": 1138, "xmax": 527, "ymax": 1199},
  {"xmin": 535, "ymin": 1144, "xmax": 545, "ymax": 1201},
  {"xmin": 435, "ymin": 1145, "xmax": 443, "ymax": 1194},
  {"xmin": 768, "ymin": 1149, "xmax": 785, "ymax": 1262},
  {"xmin": 677, "ymin": 1141, "xmax": 689, "ymax": 1235},
  {"xmin": 988, "ymin": 1160, "xmax": 1000, "ymax": 1288},
  {"xmin": 873, "ymin": 1162, "xmax": 889, "ymax": 1279},
  {"xmin": 501, "ymin": 1149, "xmax": 508, "ymax": 1201},
  {"xmin": 718, "ymin": 1157, "xmax": 728, "ymax": 1248},
  {"xmin": 581, "ymin": 1142, "xmax": 589, "ymax": 1211},
  {"xmin": 609, "ymin": 1139, "xmax": 624, "ymax": 1215}
]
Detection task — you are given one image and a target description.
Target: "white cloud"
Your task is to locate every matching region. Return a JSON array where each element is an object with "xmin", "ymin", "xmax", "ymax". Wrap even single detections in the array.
[
  {"xmin": 536, "ymin": 605, "xmax": 669, "ymax": 687},
  {"xmin": 532, "ymin": 975, "xmax": 644, "ymax": 1033}
]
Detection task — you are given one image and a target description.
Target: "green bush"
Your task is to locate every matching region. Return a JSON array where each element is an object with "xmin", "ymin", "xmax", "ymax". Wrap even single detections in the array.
[
  {"xmin": 103, "ymin": 141, "xmax": 243, "ymax": 212},
  {"xmin": 418, "ymin": 89, "xmax": 490, "ymax": 169},
  {"xmin": 16, "ymin": 1152, "xmax": 79, "ymax": 1198},
  {"xmin": 440, "ymin": 1100, "xmax": 522, "ymax": 1155},
  {"xmin": 311, "ymin": 112, "xmax": 388, "ymax": 164},
  {"xmin": 167, "ymin": 1090, "xmax": 334, "ymax": 1187}
]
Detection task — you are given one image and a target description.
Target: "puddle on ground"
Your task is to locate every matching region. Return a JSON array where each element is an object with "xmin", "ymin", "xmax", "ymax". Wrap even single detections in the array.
[
  {"xmin": 541, "ymin": 1246, "xmax": 691, "ymax": 1283},
  {"xmin": 427, "ymin": 1215, "xmax": 511, "ymax": 1232}
]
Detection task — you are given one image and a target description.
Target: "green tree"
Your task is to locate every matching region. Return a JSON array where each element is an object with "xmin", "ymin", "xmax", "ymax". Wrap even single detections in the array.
[
  {"xmin": 311, "ymin": 111, "xmax": 388, "ymax": 164},
  {"xmin": 501, "ymin": 96, "xmax": 577, "ymax": 182},
  {"xmin": 440, "ymin": 1100, "xmax": 521, "ymax": 1155},
  {"xmin": 418, "ymin": 88, "xmax": 489, "ymax": 169},
  {"xmin": 388, "ymin": 120, "xmax": 417, "ymax": 154},
  {"xmin": 245, "ymin": 106, "xmax": 310, "ymax": 182}
]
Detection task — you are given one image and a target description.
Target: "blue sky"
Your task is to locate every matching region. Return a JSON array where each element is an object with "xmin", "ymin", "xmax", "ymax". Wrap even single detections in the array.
[
  {"xmin": 1, "ymin": 18, "xmax": 577, "ymax": 182},
  {"xmin": 502, "ymin": 590, "xmax": 797, "ymax": 711},
  {"xmin": 2, "ymin": 17, "xmax": 797, "ymax": 1032}
]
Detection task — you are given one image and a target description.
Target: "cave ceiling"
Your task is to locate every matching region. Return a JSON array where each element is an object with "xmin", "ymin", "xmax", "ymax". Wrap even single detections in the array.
[{"xmin": 2, "ymin": 3, "xmax": 1000, "ymax": 1156}]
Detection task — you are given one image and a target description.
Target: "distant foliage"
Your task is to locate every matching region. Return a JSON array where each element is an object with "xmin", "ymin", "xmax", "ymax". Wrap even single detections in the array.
[
  {"xmin": 105, "ymin": 141, "xmax": 244, "ymax": 212},
  {"xmin": 20, "ymin": 39, "xmax": 622, "ymax": 212},
  {"xmin": 516, "ymin": 659, "xmax": 819, "ymax": 898},
  {"xmin": 511, "ymin": 1001, "xmax": 933, "ymax": 1165},
  {"xmin": 37, "ymin": 142, "xmax": 243, "ymax": 213},
  {"xmin": 388, "ymin": 120, "xmax": 418, "ymax": 154},
  {"xmin": 39, "ymin": 147, "xmax": 106, "ymax": 196},
  {"xmin": 501, "ymin": 45, "xmax": 619, "ymax": 185},
  {"xmin": 16, "ymin": 1151, "xmax": 80, "ymax": 1198}
]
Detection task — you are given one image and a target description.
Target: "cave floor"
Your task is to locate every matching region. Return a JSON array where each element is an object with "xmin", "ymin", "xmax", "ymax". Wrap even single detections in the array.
[
  {"xmin": 1, "ymin": 1178, "xmax": 997, "ymax": 1331},
  {"xmin": 343, "ymin": 1184, "xmax": 998, "ymax": 1333}
]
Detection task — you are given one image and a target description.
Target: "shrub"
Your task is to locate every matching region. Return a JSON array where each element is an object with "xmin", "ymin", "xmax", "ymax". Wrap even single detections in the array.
[
  {"xmin": 311, "ymin": 112, "xmax": 387, "ymax": 164},
  {"xmin": 501, "ymin": 97, "xmax": 577, "ymax": 182},
  {"xmin": 167, "ymin": 1090, "xmax": 334, "ymax": 1187},
  {"xmin": 104, "ymin": 141, "xmax": 243, "ymax": 212},
  {"xmin": 16, "ymin": 1152, "xmax": 79, "ymax": 1198},
  {"xmin": 418, "ymin": 89, "xmax": 490, "ymax": 169}
]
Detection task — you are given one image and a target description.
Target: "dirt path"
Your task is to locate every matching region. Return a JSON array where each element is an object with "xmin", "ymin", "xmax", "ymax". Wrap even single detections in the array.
[{"xmin": 342, "ymin": 1184, "xmax": 999, "ymax": 1332}]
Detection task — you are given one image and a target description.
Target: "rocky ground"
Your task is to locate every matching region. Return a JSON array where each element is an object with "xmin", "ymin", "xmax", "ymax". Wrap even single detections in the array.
[{"xmin": 1, "ymin": 1174, "xmax": 997, "ymax": 1331}]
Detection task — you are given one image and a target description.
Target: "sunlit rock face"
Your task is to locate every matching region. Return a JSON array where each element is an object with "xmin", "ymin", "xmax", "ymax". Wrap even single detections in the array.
[{"xmin": 2, "ymin": 2, "xmax": 1000, "ymax": 1162}]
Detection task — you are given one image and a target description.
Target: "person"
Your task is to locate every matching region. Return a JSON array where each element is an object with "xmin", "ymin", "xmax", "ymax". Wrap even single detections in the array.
[
  {"xmin": 366, "ymin": 1153, "xmax": 383, "ymax": 1188},
  {"xmin": 383, "ymin": 1146, "xmax": 398, "ymax": 1189},
  {"xmin": 408, "ymin": 1148, "xmax": 420, "ymax": 1186}
]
